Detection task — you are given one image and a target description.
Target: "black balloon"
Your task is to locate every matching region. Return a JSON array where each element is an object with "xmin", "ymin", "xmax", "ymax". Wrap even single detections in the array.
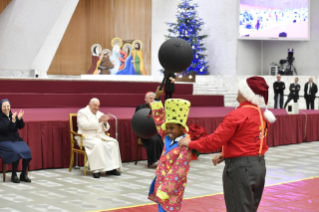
[
  {"xmin": 131, "ymin": 108, "xmax": 158, "ymax": 139},
  {"xmin": 158, "ymin": 38, "xmax": 193, "ymax": 73},
  {"xmin": 132, "ymin": 38, "xmax": 193, "ymax": 138}
]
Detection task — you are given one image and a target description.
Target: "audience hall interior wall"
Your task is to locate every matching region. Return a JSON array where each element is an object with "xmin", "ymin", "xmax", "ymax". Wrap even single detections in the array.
[
  {"xmin": 236, "ymin": 40, "xmax": 262, "ymax": 75},
  {"xmin": 151, "ymin": 0, "xmax": 178, "ymax": 80},
  {"xmin": 48, "ymin": 0, "xmax": 319, "ymax": 76},
  {"xmin": 0, "ymin": 0, "xmax": 11, "ymax": 44},
  {"xmin": 0, "ymin": 0, "xmax": 11, "ymax": 66},
  {"xmin": 0, "ymin": 0, "xmax": 79, "ymax": 78},
  {"xmin": 48, "ymin": 0, "xmax": 152, "ymax": 75},
  {"xmin": 2, "ymin": 0, "xmax": 318, "ymax": 77}
]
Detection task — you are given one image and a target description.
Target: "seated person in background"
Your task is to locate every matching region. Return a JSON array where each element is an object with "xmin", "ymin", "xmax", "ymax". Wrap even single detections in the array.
[
  {"xmin": 0, "ymin": 99, "xmax": 32, "ymax": 183},
  {"xmin": 76, "ymin": 98, "xmax": 122, "ymax": 178},
  {"xmin": 284, "ymin": 77, "xmax": 300, "ymax": 108},
  {"xmin": 135, "ymin": 92, "xmax": 163, "ymax": 168}
]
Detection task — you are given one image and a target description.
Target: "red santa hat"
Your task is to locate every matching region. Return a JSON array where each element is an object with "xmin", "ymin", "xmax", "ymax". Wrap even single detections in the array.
[{"xmin": 238, "ymin": 76, "xmax": 276, "ymax": 123}]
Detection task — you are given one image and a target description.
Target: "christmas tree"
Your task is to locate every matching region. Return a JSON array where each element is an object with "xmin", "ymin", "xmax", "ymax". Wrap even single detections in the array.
[{"xmin": 166, "ymin": 0, "xmax": 209, "ymax": 75}]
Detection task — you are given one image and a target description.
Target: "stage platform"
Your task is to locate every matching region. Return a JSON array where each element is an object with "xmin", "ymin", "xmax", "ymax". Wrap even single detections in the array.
[
  {"xmin": 1, "ymin": 106, "xmax": 319, "ymax": 173},
  {"xmin": 0, "ymin": 79, "xmax": 223, "ymax": 108}
]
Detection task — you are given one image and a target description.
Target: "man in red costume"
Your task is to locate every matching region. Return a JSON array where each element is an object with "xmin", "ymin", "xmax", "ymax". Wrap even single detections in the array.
[{"xmin": 179, "ymin": 76, "xmax": 276, "ymax": 212}]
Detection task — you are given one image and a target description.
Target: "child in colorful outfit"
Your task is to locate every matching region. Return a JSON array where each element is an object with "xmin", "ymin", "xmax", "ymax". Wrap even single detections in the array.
[{"xmin": 148, "ymin": 87, "xmax": 192, "ymax": 212}]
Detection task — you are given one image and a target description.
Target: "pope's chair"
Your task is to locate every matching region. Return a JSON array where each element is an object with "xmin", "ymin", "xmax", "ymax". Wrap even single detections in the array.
[{"xmin": 69, "ymin": 113, "xmax": 88, "ymax": 175}]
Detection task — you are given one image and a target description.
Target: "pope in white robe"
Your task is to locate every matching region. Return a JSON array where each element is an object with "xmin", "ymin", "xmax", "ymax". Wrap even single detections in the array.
[{"xmin": 76, "ymin": 98, "xmax": 123, "ymax": 178}]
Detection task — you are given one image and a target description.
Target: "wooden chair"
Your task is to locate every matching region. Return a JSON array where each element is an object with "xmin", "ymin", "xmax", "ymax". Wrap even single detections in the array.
[
  {"xmin": 135, "ymin": 138, "xmax": 144, "ymax": 165},
  {"xmin": 2, "ymin": 160, "xmax": 28, "ymax": 182},
  {"xmin": 69, "ymin": 113, "xmax": 87, "ymax": 175}
]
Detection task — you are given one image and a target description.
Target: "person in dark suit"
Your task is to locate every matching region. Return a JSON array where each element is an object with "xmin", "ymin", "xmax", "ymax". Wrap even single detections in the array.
[
  {"xmin": 273, "ymin": 74, "xmax": 285, "ymax": 108},
  {"xmin": 304, "ymin": 77, "xmax": 318, "ymax": 110},
  {"xmin": 0, "ymin": 99, "xmax": 32, "ymax": 183},
  {"xmin": 284, "ymin": 77, "xmax": 300, "ymax": 108},
  {"xmin": 164, "ymin": 71, "xmax": 176, "ymax": 100},
  {"xmin": 135, "ymin": 92, "xmax": 163, "ymax": 168}
]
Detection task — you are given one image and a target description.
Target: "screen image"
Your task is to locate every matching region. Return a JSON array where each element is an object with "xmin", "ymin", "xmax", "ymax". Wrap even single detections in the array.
[{"xmin": 238, "ymin": 0, "xmax": 309, "ymax": 40}]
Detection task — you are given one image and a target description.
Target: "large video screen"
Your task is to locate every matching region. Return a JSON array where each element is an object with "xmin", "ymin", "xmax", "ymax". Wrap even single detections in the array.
[{"xmin": 238, "ymin": 0, "xmax": 309, "ymax": 40}]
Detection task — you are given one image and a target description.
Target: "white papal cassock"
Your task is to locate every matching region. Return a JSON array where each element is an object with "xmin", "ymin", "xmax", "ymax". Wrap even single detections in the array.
[{"xmin": 76, "ymin": 106, "xmax": 123, "ymax": 173}]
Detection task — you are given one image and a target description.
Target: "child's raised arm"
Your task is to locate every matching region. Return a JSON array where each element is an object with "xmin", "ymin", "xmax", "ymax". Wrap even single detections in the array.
[{"xmin": 150, "ymin": 86, "xmax": 166, "ymax": 139}]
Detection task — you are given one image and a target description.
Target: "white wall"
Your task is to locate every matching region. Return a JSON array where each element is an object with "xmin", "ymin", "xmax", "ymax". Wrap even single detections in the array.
[
  {"xmin": 199, "ymin": 0, "xmax": 238, "ymax": 75},
  {"xmin": 151, "ymin": 0, "xmax": 179, "ymax": 80},
  {"xmin": 0, "ymin": 0, "xmax": 79, "ymax": 78},
  {"xmin": 237, "ymin": 40, "xmax": 262, "ymax": 75}
]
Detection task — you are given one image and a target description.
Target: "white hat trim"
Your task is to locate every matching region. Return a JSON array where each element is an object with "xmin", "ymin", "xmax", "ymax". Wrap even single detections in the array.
[
  {"xmin": 238, "ymin": 79, "xmax": 265, "ymax": 106},
  {"xmin": 238, "ymin": 79, "xmax": 276, "ymax": 123}
]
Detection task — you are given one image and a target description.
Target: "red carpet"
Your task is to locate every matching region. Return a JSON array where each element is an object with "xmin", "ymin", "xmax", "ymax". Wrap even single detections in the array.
[{"xmin": 96, "ymin": 177, "xmax": 319, "ymax": 212}]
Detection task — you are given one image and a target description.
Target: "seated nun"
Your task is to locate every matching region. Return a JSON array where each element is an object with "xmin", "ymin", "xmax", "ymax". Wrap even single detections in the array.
[{"xmin": 0, "ymin": 99, "xmax": 32, "ymax": 183}]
